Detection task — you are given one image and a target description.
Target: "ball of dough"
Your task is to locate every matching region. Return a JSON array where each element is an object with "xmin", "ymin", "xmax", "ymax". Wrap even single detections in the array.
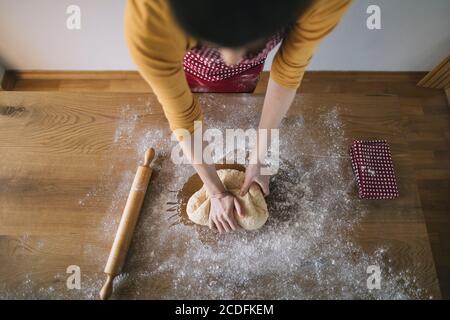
[{"xmin": 186, "ymin": 169, "xmax": 269, "ymax": 230}]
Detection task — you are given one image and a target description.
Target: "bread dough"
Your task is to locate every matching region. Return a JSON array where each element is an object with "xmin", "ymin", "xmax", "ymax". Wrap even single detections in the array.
[{"xmin": 186, "ymin": 169, "xmax": 269, "ymax": 230}]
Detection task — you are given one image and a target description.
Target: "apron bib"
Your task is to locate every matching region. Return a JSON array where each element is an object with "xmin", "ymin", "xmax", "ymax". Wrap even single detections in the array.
[{"xmin": 183, "ymin": 32, "xmax": 283, "ymax": 93}]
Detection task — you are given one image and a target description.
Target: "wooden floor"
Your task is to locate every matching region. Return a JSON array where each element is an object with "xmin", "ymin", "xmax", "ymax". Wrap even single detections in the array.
[{"xmin": 0, "ymin": 71, "xmax": 449, "ymax": 299}]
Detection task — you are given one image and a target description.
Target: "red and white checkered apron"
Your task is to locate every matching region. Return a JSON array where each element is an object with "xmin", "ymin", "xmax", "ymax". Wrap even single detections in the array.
[
  {"xmin": 183, "ymin": 32, "xmax": 284, "ymax": 93},
  {"xmin": 350, "ymin": 140, "xmax": 400, "ymax": 200}
]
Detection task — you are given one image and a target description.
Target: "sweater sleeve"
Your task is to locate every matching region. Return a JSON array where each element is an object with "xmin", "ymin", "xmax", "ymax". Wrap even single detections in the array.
[
  {"xmin": 271, "ymin": 0, "xmax": 352, "ymax": 89},
  {"xmin": 124, "ymin": 0, "xmax": 202, "ymax": 135}
]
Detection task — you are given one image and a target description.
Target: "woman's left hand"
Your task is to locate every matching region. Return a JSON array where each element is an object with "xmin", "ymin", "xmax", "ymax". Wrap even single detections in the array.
[{"xmin": 239, "ymin": 163, "xmax": 270, "ymax": 197}]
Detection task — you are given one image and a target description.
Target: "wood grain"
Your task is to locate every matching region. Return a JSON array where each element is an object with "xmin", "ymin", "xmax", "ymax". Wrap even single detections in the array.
[
  {"xmin": 0, "ymin": 72, "xmax": 450, "ymax": 299},
  {"xmin": 7, "ymin": 71, "xmax": 429, "ymax": 94},
  {"xmin": 0, "ymin": 89, "xmax": 442, "ymax": 299}
]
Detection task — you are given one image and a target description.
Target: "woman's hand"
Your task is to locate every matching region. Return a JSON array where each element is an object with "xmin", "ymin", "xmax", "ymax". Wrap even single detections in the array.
[
  {"xmin": 209, "ymin": 191, "xmax": 244, "ymax": 233},
  {"xmin": 240, "ymin": 163, "xmax": 270, "ymax": 197},
  {"xmin": 238, "ymin": 77, "xmax": 294, "ymax": 198}
]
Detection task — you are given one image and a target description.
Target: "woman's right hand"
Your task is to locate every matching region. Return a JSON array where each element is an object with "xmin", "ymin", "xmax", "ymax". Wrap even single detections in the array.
[
  {"xmin": 209, "ymin": 192, "xmax": 244, "ymax": 233},
  {"xmin": 178, "ymin": 129, "xmax": 245, "ymax": 233}
]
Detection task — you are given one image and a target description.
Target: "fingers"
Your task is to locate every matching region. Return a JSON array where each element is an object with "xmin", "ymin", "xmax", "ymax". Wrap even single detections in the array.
[
  {"xmin": 239, "ymin": 176, "xmax": 252, "ymax": 196},
  {"xmin": 225, "ymin": 212, "xmax": 240, "ymax": 231},
  {"xmin": 234, "ymin": 197, "xmax": 245, "ymax": 217},
  {"xmin": 218, "ymin": 217, "xmax": 231, "ymax": 232},
  {"xmin": 255, "ymin": 179, "xmax": 270, "ymax": 196},
  {"xmin": 241, "ymin": 179, "xmax": 270, "ymax": 197},
  {"xmin": 208, "ymin": 196, "xmax": 244, "ymax": 233},
  {"xmin": 241, "ymin": 175, "xmax": 270, "ymax": 197},
  {"xmin": 209, "ymin": 215, "xmax": 229, "ymax": 233},
  {"xmin": 213, "ymin": 218, "xmax": 224, "ymax": 233},
  {"xmin": 208, "ymin": 218, "xmax": 216, "ymax": 230},
  {"xmin": 209, "ymin": 214, "xmax": 239, "ymax": 233}
]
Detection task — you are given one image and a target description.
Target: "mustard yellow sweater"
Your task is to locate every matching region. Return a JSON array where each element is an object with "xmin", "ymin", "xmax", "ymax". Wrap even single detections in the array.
[{"xmin": 125, "ymin": 0, "xmax": 352, "ymax": 133}]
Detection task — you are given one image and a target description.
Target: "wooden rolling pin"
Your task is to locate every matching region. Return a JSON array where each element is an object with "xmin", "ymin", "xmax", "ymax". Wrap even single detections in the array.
[{"xmin": 99, "ymin": 148, "xmax": 155, "ymax": 300}]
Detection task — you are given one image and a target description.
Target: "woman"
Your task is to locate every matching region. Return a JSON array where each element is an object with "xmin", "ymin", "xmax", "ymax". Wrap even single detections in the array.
[{"xmin": 125, "ymin": 0, "xmax": 352, "ymax": 233}]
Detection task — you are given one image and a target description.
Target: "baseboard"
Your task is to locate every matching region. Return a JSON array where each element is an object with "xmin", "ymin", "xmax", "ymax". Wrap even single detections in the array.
[
  {"xmin": 0, "ymin": 67, "xmax": 4, "ymax": 88},
  {"xmin": 0, "ymin": 70, "xmax": 16, "ymax": 91},
  {"xmin": 4, "ymin": 70, "xmax": 430, "ymax": 93},
  {"xmin": 12, "ymin": 70, "xmax": 142, "ymax": 80},
  {"xmin": 10, "ymin": 70, "xmax": 428, "ymax": 80}
]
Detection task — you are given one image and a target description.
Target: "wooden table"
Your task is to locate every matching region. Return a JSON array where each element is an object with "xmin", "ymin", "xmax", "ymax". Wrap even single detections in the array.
[{"xmin": 0, "ymin": 91, "xmax": 441, "ymax": 299}]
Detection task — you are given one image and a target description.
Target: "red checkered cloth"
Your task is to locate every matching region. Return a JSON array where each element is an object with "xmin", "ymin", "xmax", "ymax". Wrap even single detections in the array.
[{"xmin": 350, "ymin": 140, "xmax": 399, "ymax": 200}]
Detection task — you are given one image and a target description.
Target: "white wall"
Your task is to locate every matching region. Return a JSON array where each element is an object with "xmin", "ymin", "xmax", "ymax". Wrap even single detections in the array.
[
  {"xmin": 0, "ymin": 0, "xmax": 449, "ymax": 71},
  {"xmin": 265, "ymin": 0, "xmax": 450, "ymax": 71},
  {"xmin": 0, "ymin": 0, "xmax": 131, "ymax": 70}
]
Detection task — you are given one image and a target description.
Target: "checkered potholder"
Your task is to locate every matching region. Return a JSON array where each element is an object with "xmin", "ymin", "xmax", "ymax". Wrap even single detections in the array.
[{"xmin": 350, "ymin": 140, "xmax": 399, "ymax": 200}]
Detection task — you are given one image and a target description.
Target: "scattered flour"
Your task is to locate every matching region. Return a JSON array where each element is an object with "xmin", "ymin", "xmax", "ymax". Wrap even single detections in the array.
[
  {"xmin": 111, "ymin": 95, "xmax": 429, "ymax": 299},
  {"xmin": 1, "ymin": 94, "xmax": 430, "ymax": 299}
]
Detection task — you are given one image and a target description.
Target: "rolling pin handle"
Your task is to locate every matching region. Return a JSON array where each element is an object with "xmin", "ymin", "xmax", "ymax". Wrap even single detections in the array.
[
  {"xmin": 99, "ymin": 274, "xmax": 114, "ymax": 300},
  {"xmin": 143, "ymin": 148, "xmax": 155, "ymax": 167}
]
